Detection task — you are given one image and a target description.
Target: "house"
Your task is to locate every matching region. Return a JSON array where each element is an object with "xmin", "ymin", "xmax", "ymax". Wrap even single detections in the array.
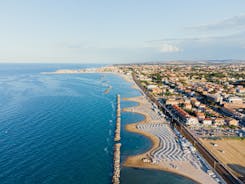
[
  {"xmin": 206, "ymin": 93, "xmax": 222, "ymax": 103},
  {"xmin": 199, "ymin": 104, "xmax": 206, "ymax": 110},
  {"xmin": 214, "ymin": 118, "xmax": 225, "ymax": 126},
  {"xmin": 172, "ymin": 105, "xmax": 199, "ymax": 126},
  {"xmin": 147, "ymin": 85, "xmax": 157, "ymax": 91},
  {"xmin": 195, "ymin": 112, "xmax": 205, "ymax": 121},
  {"xmin": 166, "ymin": 99, "xmax": 179, "ymax": 105},
  {"xmin": 152, "ymin": 87, "xmax": 162, "ymax": 95},
  {"xmin": 192, "ymin": 100, "xmax": 200, "ymax": 107},
  {"xmin": 202, "ymin": 118, "xmax": 212, "ymax": 126},
  {"xmin": 184, "ymin": 103, "xmax": 192, "ymax": 110},
  {"xmin": 186, "ymin": 117, "xmax": 199, "ymax": 126}
]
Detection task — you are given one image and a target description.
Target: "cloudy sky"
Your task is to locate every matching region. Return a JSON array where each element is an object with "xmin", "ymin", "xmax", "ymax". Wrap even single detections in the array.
[{"xmin": 0, "ymin": 0, "xmax": 245, "ymax": 63}]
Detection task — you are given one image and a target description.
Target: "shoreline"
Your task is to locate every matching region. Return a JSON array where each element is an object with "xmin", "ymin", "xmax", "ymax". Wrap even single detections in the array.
[
  {"xmin": 122, "ymin": 97, "xmax": 160, "ymax": 159},
  {"xmin": 122, "ymin": 97, "xmax": 202, "ymax": 184},
  {"xmin": 118, "ymin": 74, "xmax": 218, "ymax": 184},
  {"xmin": 42, "ymin": 70, "xmax": 217, "ymax": 183}
]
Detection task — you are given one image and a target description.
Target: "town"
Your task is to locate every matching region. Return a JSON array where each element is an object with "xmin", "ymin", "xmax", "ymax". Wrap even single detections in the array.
[
  {"xmin": 49, "ymin": 63, "xmax": 245, "ymax": 183},
  {"xmin": 117, "ymin": 64, "xmax": 245, "ymax": 130},
  {"xmin": 105, "ymin": 63, "xmax": 245, "ymax": 183}
]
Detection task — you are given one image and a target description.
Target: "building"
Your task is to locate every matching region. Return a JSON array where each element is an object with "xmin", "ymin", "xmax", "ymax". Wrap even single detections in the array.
[
  {"xmin": 186, "ymin": 117, "xmax": 199, "ymax": 126},
  {"xmin": 165, "ymin": 98, "xmax": 183, "ymax": 105},
  {"xmin": 206, "ymin": 93, "xmax": 222, "ymax": 104},
  {"xmin": 191, "ymin": 98, "xmax": 200, "ymax": 107},
  {"xmin": 202, "ymin": 118, "xmax": 212, "ymax": 126},
  {"xmin": 171, "ymin": 105, "xmax": 199, "ymax": 126},
  {"xmin": 195, "ymin": 112, "xmax": 205, "ymax": 121},
  {"xmin": 152, "ymin": 87, "xmax": 162, "ymax": 95},
  {"xmin": 214, "ymin": 118, "xmax": 225, "ymax": 126},
  {"xmin": 147, "ymin": 85, "xmax": 157, "ymax": 91},
  {"xmin": 227, "ymin": 96, "xmax": 243, "ymax": 105},
  {"xmin": 184, "ymin": 103, "xmax": 192, "ymax": 110},
  {"xmin": 236, "ymin": 86, "xmax": 245, "ymax": 93}
]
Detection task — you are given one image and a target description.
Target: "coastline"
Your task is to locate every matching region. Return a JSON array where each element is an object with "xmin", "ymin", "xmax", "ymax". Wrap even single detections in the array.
[
  {"xmin": 42, "ymin": 69, "xmax": 217, "ymax": 184},
  {"xmin": 122, "ymin": 97, "xmax": 202, "ymax": 184},
  {"xmin": 117, "ymin": 73, "xmax": 218, "ymax": 184}
]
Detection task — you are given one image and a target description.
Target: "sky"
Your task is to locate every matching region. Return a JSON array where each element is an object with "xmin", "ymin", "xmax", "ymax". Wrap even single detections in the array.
[{"xmin": 0, "ymin": 0, "xmax": 245, "ymax": 63}]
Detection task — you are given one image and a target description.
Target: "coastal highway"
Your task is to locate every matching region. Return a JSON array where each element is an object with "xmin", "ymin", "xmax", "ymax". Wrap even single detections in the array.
[{"xmin": 131, "ymin": 72, "xmax": 243, "ymax": 184}]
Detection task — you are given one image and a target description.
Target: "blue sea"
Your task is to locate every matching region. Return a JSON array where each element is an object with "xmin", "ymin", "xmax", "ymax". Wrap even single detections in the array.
[{"xmin": 0, "ymin": 64, "xmax": 196, "ymax": 184}]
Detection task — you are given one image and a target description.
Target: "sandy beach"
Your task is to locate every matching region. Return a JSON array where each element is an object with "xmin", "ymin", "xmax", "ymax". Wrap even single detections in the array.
[
  {"xmin": 118, "ymin": 72, "xmax": 222, "ymax": 184},
  {"xmin": 122, "ymin": 96, "xmax": 219, "ymax": 184}
]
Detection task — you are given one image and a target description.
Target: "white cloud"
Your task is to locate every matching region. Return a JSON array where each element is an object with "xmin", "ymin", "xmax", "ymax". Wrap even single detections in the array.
[{"xmin": 159, "ymin": 44, "xmax": 181, "ymax": 53}]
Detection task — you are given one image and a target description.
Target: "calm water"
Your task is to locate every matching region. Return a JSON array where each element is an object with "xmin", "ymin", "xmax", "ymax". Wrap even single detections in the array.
[{"xmin": 0, "ymin": 64, "xmax": 196, "ymax": 184}]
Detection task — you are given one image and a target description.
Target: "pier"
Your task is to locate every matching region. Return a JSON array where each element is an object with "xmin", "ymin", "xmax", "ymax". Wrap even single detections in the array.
[
  {"xmin": 112, "ymin": 94, "xmax": 121, "ymax": 184},
  {"xmin": 112, "ymin": 143, "xmax": 121, "ymax": 184},
  {"xmin": 114, "ymin": 94, "xmax": 121, "ymax": 141}
]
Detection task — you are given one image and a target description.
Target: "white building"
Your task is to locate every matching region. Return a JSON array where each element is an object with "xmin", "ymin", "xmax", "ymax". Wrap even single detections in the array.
[
  {"xmin": 202, "ymin": 118, "xmax": 212, "ymax": 126},
  {"xmin": 227, "ymin": 96, "xmax": 243, "ymax": 104},
  {"xmin": 147, "ymin": 85, "xmax": 157, "ymax": 91},
  {"xmin": 186, "ymin": 117, "xmax": 199, "ymax": 126}
]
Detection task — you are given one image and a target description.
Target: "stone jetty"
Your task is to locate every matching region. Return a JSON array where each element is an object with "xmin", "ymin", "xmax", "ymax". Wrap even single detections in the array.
[
  {"xmin": 114, "ymin": 94, "xmax": 121, "ymax": 141},
  {"xmin": 112, "ymin": 94, "xmax": 121, "ymax": 184},
  {"xmin": 112, "ymin": 143, "xmax": 121, "ymax": 184}
]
